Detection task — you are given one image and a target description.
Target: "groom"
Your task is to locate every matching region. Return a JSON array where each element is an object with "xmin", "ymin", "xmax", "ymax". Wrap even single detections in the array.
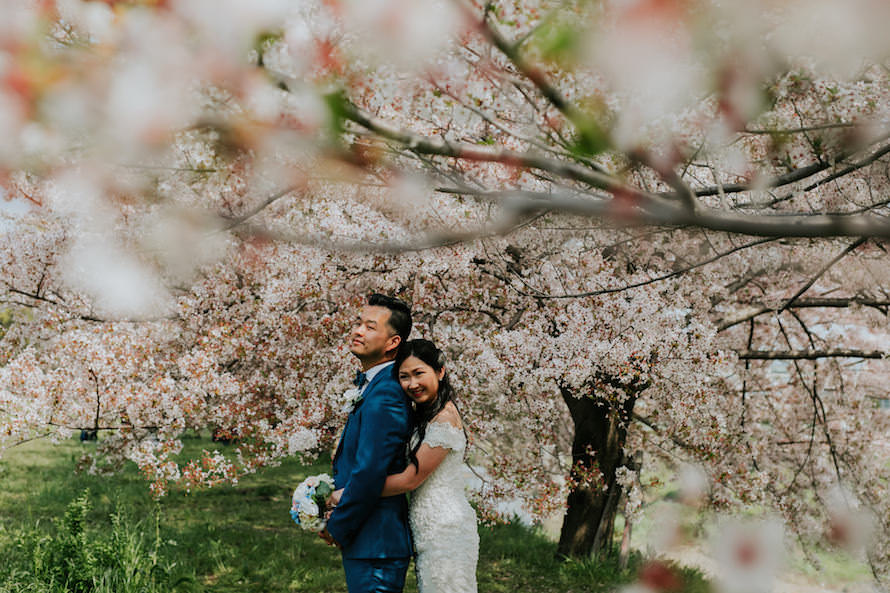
[{"xmin": 322, "ymin": 294, "xmax": 414, "ymax": 593}]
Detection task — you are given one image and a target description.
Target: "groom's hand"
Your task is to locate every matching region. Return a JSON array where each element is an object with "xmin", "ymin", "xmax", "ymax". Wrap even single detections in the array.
[{"xmin": 319, "ymin": 528, "xmax": 341, "ymax": 549}]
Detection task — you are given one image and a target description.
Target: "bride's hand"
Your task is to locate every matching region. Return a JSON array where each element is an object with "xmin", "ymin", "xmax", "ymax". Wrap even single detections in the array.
[
  {"xmin": 327, "ymin": 488, "xmax": 343, "ymax": 509},
  {"xmin": 323, "ymin": 489, "xmax": 343, "ymax": 520}
]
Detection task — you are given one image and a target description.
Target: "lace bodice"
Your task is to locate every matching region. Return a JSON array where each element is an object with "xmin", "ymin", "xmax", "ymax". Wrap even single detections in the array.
[
  {"xmin": 422, "ymin": 420, "xmax": 466, "ymax": 450},
  {"xmin": 409, "ymin": 420, "xmax": 478, "ymax": 593},
  {"xmin": 412, "ymin": 421, "xmax": 466, "ymax": 491}
]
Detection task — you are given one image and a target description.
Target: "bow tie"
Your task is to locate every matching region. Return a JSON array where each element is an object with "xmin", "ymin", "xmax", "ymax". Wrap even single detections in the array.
[{"xmin": 353, "ymin": 370, "xmax": 367, "ymax": 387}]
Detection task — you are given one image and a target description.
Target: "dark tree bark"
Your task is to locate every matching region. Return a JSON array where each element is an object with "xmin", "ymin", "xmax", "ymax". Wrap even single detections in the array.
[{"xmin": 556, "ymin": 383, "xmax": 639, "ymax": 559}]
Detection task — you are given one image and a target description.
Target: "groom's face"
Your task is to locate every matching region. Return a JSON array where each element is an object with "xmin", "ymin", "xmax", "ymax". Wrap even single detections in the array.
[{"xmin": 349, "ymin": 305, "xmax": 400, "ymax": 365}]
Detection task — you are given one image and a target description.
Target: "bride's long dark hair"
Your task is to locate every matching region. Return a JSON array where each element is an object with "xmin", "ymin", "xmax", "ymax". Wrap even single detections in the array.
[{"xmin": 393, "ymin": 339, "xmax": 465, "ymax": 469}]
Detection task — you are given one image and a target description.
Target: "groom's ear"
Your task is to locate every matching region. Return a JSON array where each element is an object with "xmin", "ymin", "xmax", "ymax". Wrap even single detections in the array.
[{"xmin": 384, "ymin": 333, "xmax": 401, "ymax": 357}]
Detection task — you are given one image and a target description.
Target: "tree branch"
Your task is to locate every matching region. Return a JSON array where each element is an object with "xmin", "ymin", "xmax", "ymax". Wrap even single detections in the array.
[
  {"xmin": 341, "ymin": 101, "xmax": 626, "ymax": 194},
  {"xmin": 474, "ymin": 236, "xmax": 777, "ymax": 300},
  {"xmin": 765, "ymin": 141, "xmax": 890, "ymax": 209},
  {"xmin": 632, "ymin": 413, "xmax": 692, "ymax": 450},
  {"xmin": 778, "ymin": 238, "xmax": 867, "ymax": 312},
  {"xmin": 474, "ymin": 2, "xmax": 599, "ymax": 152},
  {"xmin": 233, "ymin": 210, "xmax": 543, "ymax": 253},
  {"xmin": 338, "ymin": 99, "xmax": 890, "ymax": 240},
  {"xmin": 719, "ymin": 297, "xmax": 890, "ymax": 331},
  {"xmin": 220, "ymin": 185, "xmax": 299, "ymax": 230},
  {"xmin": 503, "ymin": 191, "xmax": 890, "ymax": 239},
  {"xmin": 4, "ymin": 285, "xmax": 104, "ymax": 322},
  {"xmin": 690, "ymin": 134, "xmax": 890, "ymax": 199},
  {"xmin": 743, "ymin": 122, "xmax": 857, "ymax": 135},
  {"xmin": 738, "ymin": 349, "xmax": 886, "ymax": 360}
]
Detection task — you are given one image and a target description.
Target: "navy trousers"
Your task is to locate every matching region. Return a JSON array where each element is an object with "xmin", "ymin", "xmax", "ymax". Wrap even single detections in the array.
[{"xmin": 343, "ymin": 557, "xmax": 410, "ymax": 593}]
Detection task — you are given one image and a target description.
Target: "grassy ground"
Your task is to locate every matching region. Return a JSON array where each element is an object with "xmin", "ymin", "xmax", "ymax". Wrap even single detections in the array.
[{"xmin": 0, "ymin": 434, "xmax": 710, "ymax": 592}]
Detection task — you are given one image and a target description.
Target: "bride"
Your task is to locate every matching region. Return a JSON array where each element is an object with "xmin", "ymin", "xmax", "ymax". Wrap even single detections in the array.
[
  {"xmin": 387, "ymin": 339, "xmax": 478, "ymax": 593},
  {"xmin": 335, "ymin": 338, "xmax": 478, "ymax": 593}
]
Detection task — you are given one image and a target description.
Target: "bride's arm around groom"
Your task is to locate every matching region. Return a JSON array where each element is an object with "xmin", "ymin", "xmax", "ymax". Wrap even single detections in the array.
[{"xmin": 324, "ymin": 370, "xmax": 413, "ymax": 554}]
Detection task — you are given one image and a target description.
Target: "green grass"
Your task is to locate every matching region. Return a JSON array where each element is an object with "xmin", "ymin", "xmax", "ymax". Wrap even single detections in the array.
[{"xmin": 0, "ymin": 435, "xmax": 710, "ymax": 592}]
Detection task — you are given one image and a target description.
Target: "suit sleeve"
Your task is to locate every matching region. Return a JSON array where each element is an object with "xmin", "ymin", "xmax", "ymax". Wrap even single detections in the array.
[{"xmin": 326, "ymin": 386, "xmax": 410, "ymax": 548}]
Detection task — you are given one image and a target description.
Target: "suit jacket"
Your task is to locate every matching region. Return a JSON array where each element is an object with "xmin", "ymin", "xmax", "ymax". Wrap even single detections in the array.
[{"xmin": 326, "ymin": 363, "xmax": 414, "ymax": 559}]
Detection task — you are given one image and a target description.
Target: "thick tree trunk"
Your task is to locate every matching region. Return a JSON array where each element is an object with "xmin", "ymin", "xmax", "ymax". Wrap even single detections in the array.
[{"xmin": 556, "ymin": 385, "xmax": 637, "ymax": 559}]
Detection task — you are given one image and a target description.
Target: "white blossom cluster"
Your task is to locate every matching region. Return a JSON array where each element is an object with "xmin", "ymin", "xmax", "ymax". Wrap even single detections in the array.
[{"xmin": 2, "ymin": 0, "xmax": 890, "ymax": 582}]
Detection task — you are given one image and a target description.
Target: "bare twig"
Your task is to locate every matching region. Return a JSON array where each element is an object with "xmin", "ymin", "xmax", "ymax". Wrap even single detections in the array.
[
  {"xmin": 738, "ymin": 349, "xmax": 886, "ymax": 360},
  {"xmin": 778, "ymin": 238, "xmax": 867, "ymax": 312},
  {"xmin": 719, "ymin": 296, "xmax": 890, "ymax": 331}
]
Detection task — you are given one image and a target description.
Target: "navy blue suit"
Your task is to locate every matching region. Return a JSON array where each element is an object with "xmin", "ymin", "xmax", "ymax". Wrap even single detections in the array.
[{"xmin": 327, "ymin": 363, "xmax": 414, "ymax": 592}]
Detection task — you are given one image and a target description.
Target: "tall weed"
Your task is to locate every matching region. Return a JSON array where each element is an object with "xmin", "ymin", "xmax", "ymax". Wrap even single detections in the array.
[{"xmin": 0, "ymin": 491, "xmax": 174, "ymax": 593}]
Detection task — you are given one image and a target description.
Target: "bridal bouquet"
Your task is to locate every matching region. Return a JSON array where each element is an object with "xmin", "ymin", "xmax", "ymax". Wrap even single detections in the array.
[{"xmin": 290, "ymin": 473, "xmax": 335, "ymax": 532}]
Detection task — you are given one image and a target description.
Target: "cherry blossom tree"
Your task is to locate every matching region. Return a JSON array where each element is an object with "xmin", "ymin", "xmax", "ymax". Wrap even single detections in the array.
[{"xmin": 2, "ymin": 0, "xmax": 890, "ymax": 583}]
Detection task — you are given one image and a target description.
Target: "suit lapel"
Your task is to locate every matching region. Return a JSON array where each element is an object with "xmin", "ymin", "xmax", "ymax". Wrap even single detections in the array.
[
  {"xmin": 332, "ymin": 364, "xmax": 394, "ymax": 464},
  {"xmin": 359, "ymin": 364, "xmax": 392, "ymax": 405},
  {"xmin": 347, "ymin": 367, "xmax": 391, "ymax": 414}
]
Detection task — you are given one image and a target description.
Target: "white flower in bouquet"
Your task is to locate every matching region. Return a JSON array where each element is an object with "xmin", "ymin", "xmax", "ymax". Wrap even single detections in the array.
[{"xmin": 290, "ymin": 472, "xmax": 335, "ymax": 532}]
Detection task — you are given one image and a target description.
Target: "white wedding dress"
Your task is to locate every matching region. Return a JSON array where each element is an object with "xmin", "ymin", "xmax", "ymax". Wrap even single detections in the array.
[{"xmin": 409, "ymin": 420, "xmax": 479, "ymax": 593}]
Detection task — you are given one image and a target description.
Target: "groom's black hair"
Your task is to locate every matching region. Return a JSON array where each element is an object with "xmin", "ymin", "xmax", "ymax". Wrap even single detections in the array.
[{"xmin": 368, "ymin": 293, "xmax": 412, "ymax": 343}]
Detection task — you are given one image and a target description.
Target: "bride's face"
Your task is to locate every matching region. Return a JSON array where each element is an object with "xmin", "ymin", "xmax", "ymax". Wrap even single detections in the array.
[{"xmin": 398, "ymin": 355, "xmax": 444, "ymax": 405}]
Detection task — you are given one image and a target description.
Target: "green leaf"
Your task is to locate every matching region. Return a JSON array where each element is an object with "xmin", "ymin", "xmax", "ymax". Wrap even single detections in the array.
[
  {"xmin": 315, "ymin": 481, "xmax": 333, "ymax": 501},
  {"xmin": 323, "ymin": 90, "xmax": 350, "ymax": 137},
  {"xmin": 570, "ymin": 122, "xmax": 610, "ymax": 157},
  {"xmin": 531, "ymin": 20, "xmax": 583, "ymax": 64}
]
